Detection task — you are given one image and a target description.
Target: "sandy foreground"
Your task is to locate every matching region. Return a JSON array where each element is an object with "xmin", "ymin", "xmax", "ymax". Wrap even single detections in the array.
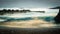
[{"xmin": 0, "ymin": 17, "xmax": 57, "ymax": 28}]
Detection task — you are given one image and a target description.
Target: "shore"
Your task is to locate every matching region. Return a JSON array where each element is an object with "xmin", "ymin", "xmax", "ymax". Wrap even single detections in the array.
[{"xmin": 0, "ymin": 18, "xmax": 56, "ymax": 28}]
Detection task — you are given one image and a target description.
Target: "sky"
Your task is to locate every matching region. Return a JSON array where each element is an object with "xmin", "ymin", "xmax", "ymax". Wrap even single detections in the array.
[
  {"xmin": 0, "ymin": 0, "xmax": 60, "ymax": 8},
  {"xmin": 0, "ymin": 0, "xmax": 59, "ymax": 13}
]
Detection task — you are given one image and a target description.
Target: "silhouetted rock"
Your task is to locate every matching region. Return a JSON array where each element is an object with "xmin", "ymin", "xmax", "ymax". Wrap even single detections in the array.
[
  {"xmin": 0, "ymin": 9, "xmax": 31, "ymax": 14},
  {"xmin": 50, "ymin": 6, "xmax": 60, "ymax": 24},
  {"xmin": 0, "ymin": 9, "xmax": 8, "ymax": 15},
  {"xmin": 20, "ymin": 10, "xmax": 31, "ymax": 13}
]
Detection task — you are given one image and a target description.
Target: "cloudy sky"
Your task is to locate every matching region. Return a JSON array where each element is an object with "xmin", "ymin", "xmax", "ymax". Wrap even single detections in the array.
[{"xmin": 0, "ymin": 0, "xmax": 60, "ymax": 8}]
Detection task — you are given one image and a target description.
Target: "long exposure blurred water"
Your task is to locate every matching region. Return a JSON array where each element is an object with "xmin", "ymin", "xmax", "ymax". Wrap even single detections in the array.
[{"xmin": 0, "ymin": 12, "xmax": 57, "ymax": 23}]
